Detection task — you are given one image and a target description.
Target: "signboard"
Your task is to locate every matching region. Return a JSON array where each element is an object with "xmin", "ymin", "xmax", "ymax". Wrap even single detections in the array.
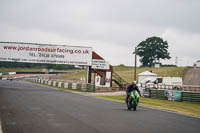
[
  {"xmin": 95, "ymin": 76, "xmax": 101, "ymax": 86},
  {"xmin": 105, "ymin": 72, "xmax": 111, "ymax": 87},
  {"xmin": 92, "ymin": 59, "xmax": 109, "ymax": 70},
  {"xmin": 164, "ymin": 90, "xmax": 173, "ymax": 100},
  {"xmin": 173, "ymin": 91, "xmax": 182, "ymax": 101},
  {"xmin": 0, "ymin": 42, "xmax": 92, "ymax": 66}
]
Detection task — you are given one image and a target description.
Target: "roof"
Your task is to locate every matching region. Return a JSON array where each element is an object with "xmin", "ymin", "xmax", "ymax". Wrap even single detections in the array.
[{"xmin": 138, "ymin": 71, "xmax": 157, "ymax": 76}]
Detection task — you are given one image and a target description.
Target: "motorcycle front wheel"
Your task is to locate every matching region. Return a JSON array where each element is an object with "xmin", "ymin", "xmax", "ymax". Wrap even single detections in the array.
[{"xmin": 133, "ymin": 102, "xmax": 137, "ymax": 111}]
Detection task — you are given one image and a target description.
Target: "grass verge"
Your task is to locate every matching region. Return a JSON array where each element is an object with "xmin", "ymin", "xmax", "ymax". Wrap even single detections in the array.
[{"xmin": 97, "ymin": 95, "xmax": 200, "ymax": 117}]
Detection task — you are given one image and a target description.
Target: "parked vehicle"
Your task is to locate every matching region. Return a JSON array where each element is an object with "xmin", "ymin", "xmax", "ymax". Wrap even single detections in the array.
[{"xmin": 139, "ymin": 77, "xmax": 182, "ymax": 86}]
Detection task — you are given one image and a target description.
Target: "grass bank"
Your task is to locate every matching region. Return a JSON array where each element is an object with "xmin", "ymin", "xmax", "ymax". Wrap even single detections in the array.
[
  {"xmin": 0, "ymin": 66, "xmax": 188, "ymax": 85},
  {"xmin": 56, "ymin": 66, "xmax": 188, "ymax": 83},
  {"xmin": 113, "ymin": 66, "xmax": 188, "ymax": 82},
  {"xmin": 98, "ymin": 95, "xmax": 200, "ymax": 117},
  {"xmin": 59, "ymin": 70, "xmax": 87, "ymax": 81}
]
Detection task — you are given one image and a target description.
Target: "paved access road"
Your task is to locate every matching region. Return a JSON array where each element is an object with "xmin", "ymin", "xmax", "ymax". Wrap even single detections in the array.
[{"xmin": 0, "ymin": 80, "xmax": 200, "ymax": 133}]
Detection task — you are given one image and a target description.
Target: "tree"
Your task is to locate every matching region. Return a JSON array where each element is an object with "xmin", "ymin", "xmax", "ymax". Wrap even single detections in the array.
[{"xmin": 136, "ymin": 36, "xmax": 171, "ymax": 67}]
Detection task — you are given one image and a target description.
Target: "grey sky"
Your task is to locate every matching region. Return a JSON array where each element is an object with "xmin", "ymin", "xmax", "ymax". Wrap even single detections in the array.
[{"xmin": 0, "ymin": 0, "xmax": 200, "ymax": 66}]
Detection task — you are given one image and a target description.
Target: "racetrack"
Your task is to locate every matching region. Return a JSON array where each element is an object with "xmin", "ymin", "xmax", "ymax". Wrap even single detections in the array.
[{"xmin": 0, "ymin": 80, "xmax": 200, "ymax": 133}]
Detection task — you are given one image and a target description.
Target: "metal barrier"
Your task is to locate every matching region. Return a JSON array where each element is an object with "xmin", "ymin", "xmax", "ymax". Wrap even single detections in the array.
[
  {"xmin": 182, "ymin": 92, "xmax": 200, "ymax": 103},
  {"xmin": 150, "ymin": 90, "xmax": 165, "ymax": 99},
  {"xmin": 26, "ymin": 78, "xmax": 95, "ymax": 92},
  {"xmin": 147, "ymin": 89, "xmax": 200, "ymax": 103},
  {"xmin": 140, "ymin": 84, "xmax": 200, "ymax": 92}
]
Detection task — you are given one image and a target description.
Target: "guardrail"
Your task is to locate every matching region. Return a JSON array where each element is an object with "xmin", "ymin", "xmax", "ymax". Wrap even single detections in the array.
[
  {"xmin": 0, "ymin": 72, "xmax": 17, "ymax": 80},
  {"xmin": 140, "ymin": 84, "xmax": 200, "ymax": 92},
  {"xmin": 26, "ymin": 78, "xmax": 95, "ymax": 92},
  {"xmin": 182, "ymin": 92, "xmax": 200, "ymax": 103},
  {"xmin": 143, "ymin": 89, "xmax": 200, "ymax": 103}
]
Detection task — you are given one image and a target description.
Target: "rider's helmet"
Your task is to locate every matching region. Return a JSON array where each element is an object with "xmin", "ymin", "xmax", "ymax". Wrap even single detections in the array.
[{"xmin": 132, "ymin": 80, "xmax": 137, "ymax": 87}]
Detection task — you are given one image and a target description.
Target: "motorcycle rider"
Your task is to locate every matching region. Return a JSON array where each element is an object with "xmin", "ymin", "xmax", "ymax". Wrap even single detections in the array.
[{"xmin": 126, "ymin": 81, "xmax": 141, "ymax": 104}]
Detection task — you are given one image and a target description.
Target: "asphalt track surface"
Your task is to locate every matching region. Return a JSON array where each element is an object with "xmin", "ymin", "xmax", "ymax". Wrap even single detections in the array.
[{"xmin": 0, "ymin": 80, "xmax": 200, "ymax": 133}]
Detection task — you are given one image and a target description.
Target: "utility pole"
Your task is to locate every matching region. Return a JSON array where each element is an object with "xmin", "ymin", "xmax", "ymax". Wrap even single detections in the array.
[
  {"xmin": 133, "ymin": 47, "xmax": 137, "ymax": 81},
  {"xmin": 87, "ymin": 66, "xmax": 92, "ymax": 83}
]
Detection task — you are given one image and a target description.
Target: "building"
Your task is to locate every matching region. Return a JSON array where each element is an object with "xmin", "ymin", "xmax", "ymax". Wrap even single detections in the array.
[
  {"xmin": 138, "ymin": 71, "xmax": 157, "ymax": 83},
  {"xmin": 194, "ymin": 60, "xmax": 200, "ymax": 67}
]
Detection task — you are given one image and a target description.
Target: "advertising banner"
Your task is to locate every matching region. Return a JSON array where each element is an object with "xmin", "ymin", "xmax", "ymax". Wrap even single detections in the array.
[
  {"xmin": 173, "ymin": 91, "xmax": 182, "ymax": 101},
  {"xmin": 0, "ymin": 42, "xmax": 92, "ymax": 66},
  {"xmin": 92, "ymin": 59, "xmax": 109, "ymax": 70},
  {"xmin": 105, "ymin": 72, "xmax": 111, "ymax": 87},
  {"xmin": 164, "ymin": 90, "xmax": 173, "ymax": 100},
  {"xmin": 95, "ymin": 76, "xmax": 101, "ymax": 87}
]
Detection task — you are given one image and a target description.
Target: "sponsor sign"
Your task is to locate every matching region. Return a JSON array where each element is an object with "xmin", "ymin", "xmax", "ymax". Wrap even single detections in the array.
[
  {"xmin": 8, "ymin": 72, "xmax": 16, "ymax": 75},
  {"xmin": 0, "ymin": 42, "xmax": 92, "ymax": 66},
  {"xmin": 173, "ymin": 91, "xmax": 182, "ymax": 101},
  {"xmin": 92, "ymin": 59, "xmax": 109, "ymax": 70},
  {"xmin": 95, "ymin": 76, "xmax": 101, "ymax": 87},
  {"xmin": 105, "ymin": 72, "xmax": 111, "ymax": 87},
  {"xmin": 164, "ymin": 90, "xmax": 173, "ymax": 100}
]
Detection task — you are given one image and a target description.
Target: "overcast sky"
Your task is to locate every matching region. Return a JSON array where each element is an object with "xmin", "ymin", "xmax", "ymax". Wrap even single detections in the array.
[{"xmin": 0, "ymin": 0, "xmax": 200, "ymax": 66}]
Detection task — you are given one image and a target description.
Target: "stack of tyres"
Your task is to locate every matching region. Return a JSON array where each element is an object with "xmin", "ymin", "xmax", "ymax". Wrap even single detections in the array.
[
  {"xmin": 86, "ymin": 84, "xmax": 95, "ymax": 92},
  {"xmin": 157, "ymin": 90, "xmax": 165, "ymax": 99},
  {"xmin": 68, "ymin": 83, "xmax": 72, "ymax": 89},
  {"xmin": 150, "ymin": 90, "xmax": 157, "ymax": 98},
  {"xmin": 77, "ymin": 84, "xmax": 82, "ymax": 91},
  {"xmin": 86, "ymin": 84, "xmax": 91, "ymax": 92}
]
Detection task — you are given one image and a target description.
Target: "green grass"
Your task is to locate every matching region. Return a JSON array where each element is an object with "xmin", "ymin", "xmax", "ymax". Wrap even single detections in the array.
[
  {"xmin": 113, "ymin": 66, "xmax": 188, "ymax": 82},
  {"xmin": 56, "ymin": 66, "xmax": 188, "ymax": 83},
  {"xmin": 29, "ymin": 80, "xmax": 200, "ymax": 117},
  {"xmin": 0, "ymin": 66, "xmax": 188, "ymax": 85},
  {"xmin": 59, "ymin": 69, "xmax": 87, "ymax": 81},
  {"xmin": 0, "ymin": 68, "xmax": 43, "ymax": 72},
  {"xmin": 98, "ymin": 95, "xmax": 200, "ymax": 117}
]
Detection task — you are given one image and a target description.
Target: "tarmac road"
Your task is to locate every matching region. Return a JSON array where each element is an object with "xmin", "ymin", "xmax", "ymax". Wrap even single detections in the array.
[{"xmin": 0, "ymin": 80, "xmax": 200, "ymax": 133}]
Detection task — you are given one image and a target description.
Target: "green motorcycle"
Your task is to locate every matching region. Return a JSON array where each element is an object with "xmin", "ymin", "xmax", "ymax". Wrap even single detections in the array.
[{"xmin": 126, "ymin": 90, "xmax": 140, "ymax": 111}]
